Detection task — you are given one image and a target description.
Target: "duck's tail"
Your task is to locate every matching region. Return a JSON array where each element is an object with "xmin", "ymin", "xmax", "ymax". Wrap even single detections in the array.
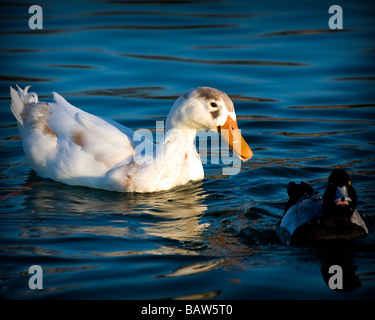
[{"xmin": 10, "ymin": 85, "xmax": 39, "ymax": 125}]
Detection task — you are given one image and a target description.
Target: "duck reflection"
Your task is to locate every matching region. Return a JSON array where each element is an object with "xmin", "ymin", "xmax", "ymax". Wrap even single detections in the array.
[
  {"xmin": 319, "ymin": 245, "xmax": 362, "ymax": 292},
  {"xmin": 19, "ymin": 173, "xmax": 208, "ymax": 244}
]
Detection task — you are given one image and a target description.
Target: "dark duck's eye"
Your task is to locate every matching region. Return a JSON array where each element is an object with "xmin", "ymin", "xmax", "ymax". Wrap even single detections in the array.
[{"xmin": 210, "ymin": 102, "xmax": 217, "ymax": 108}]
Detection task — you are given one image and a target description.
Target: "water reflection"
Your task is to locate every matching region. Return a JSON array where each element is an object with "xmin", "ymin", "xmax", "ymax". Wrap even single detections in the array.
[
  {"xmin": 158, "ymin": 258, "xmax": 224, "ymax": 278},
  {"xmin": 17, "ymin": 175, "xmax": 208, "ymax": 246},
  {"xmin": 320, "ymin": 246, "xmax": 362, "ymax": 292},
  {"xmin": 173, "ymin": 290, "xmax": 220, "ymax": 300}
]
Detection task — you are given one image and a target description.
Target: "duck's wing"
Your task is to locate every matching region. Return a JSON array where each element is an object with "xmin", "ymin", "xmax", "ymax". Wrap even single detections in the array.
[
  {"xmin": 11, "ymin": 86, "xmax": 147, "ymax": 185},
  {"xmin": 281, "ymin": 194, "xmax": 323, "ymax": 235},
  {"xmin": 48, "ymin": 92, "xmax": 139, "ymax": 169},
  {"xmin": 351, "ymin": 210, "xmax": 369, "ymax": 234}
]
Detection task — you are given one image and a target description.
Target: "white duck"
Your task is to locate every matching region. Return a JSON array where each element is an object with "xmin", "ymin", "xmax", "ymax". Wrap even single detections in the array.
[{"xmin": 10, "ymin": 85, "xmax": 253, "ymax": 193}]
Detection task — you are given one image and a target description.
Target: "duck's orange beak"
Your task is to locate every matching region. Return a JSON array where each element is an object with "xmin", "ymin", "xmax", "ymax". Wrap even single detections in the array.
[{"xmin": 218, "ymin": 115, "xmax": 253, "ymax": 162}]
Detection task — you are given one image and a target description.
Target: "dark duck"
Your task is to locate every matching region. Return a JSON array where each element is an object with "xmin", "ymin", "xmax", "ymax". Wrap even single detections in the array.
[{"xmin": 280, "ymin": 169, "xmax": 368, "ymax": 244}]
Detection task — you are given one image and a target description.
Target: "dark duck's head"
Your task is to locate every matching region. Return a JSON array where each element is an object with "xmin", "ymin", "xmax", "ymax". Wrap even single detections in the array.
[{"xmin": 323, "ymin": 169, "xmax": 357, "ymax": 219}]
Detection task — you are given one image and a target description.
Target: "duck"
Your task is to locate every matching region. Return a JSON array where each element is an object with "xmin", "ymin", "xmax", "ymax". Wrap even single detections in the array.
[
  {"xmin": 10, "ymin": 85, "xmax": 253, "ymax": 193},
  {"xmin": 280, "ymin": 169, "xmax": 368, "ymax": 244}
]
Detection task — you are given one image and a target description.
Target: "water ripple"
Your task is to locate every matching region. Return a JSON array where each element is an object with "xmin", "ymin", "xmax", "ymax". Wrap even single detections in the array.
[
  {"xmin": 287, "ymin": 103, "xmax": 375, "ymax": 110},
  {"xmin": 40, "ymin": 64, "xmax": 97, "ymax": 70},
  {"xmin": 331, "ymin": 77, "xmax": 375, "ymax": 82},
  {"xmin": 121, "ymin": 53, "xmax": 309, "ymax": 67},
  {"xmin": 3, "ymin": 24, "xmax": 237, "ymax": 35},
  {"xmin": 261, "ymin": 29, "xmax": 357, "ymax": 37},
  {"xmin": 68, "ymin": 86, "xmax": 168, "ymax": 99},
  {"xmin": 0, "ymin": 74, "xmax": 55, "ymax": 83},
  {"xmin": 270, "ymin": 129, "xmax": 364, "ymax": 138},
  {"xmin": 89, "ymin": 10, "xmax": 253, "ymax": 19}
]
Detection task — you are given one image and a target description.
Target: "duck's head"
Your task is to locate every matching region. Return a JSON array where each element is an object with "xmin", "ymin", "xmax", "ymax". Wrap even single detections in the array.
[
  {"xmin": 323, "ymin": 169, "xmax": 357, "ymax": 217},
  {"xmin": 166, "ymin": 87, "xmax": 253, "ymax": 161}
]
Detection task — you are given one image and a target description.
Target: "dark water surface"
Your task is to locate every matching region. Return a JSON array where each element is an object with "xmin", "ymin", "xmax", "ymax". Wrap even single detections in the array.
[{"xmin": 1, "ymin": 0, "xmax": 375, "ymax": 299}]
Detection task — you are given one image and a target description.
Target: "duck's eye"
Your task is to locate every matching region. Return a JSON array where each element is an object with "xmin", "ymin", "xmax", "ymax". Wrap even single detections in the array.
[
  {"xmin": 210, "ymin": 102, "xmax": 217, "ymax": 108},
  {"xmin": 348, "ymin": 180, "xmax": 351, "ymax": 186}
]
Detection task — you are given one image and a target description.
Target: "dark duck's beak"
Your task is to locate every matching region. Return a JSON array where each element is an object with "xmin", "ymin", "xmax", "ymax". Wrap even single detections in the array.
[{"xmin": 323, "ymin": 169, "xmax": 357, "ymax": 216}]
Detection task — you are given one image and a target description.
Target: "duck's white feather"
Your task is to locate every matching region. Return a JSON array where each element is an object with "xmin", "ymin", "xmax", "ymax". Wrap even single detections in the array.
[
  {"xmin": 18, "ymin": 91, "xmax": 138, "ymax": 190},
  {"xmin": 10, "ymin": 86, "xmax": 24, "ymax": 125},
  {"xmin": 10, "ymin": 85, "xmax": 247, "ymax": 192}
]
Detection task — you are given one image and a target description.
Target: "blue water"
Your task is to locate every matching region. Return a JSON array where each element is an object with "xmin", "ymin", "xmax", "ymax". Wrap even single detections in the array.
[{"xmin": 1, "ymin": 0, "xmax": 375, "ymax": 299}]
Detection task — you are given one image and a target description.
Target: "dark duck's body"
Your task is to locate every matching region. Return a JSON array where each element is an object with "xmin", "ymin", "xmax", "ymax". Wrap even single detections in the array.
[{"xmin": 281, "ymin": 170, "xmax": 368, "ymax": 244}]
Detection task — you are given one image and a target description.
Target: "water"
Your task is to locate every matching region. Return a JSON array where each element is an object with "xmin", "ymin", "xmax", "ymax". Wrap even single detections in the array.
[{"xmin": 1, "ymin": 0, "xmax": 375, "ymax": 299}]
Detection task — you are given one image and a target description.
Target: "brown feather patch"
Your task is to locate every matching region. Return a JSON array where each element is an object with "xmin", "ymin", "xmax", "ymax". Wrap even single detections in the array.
[
  {"xmin": 210, "ymin": 109, "xmax": 221, "ymax": 119},
  {"xmin": 195, "ymin": 87, "xmax": 234, "ymax": 113},
  {"xmin": 21, "ymin": 103, "xmax": 57, "ymax": 137},
  {"xmin": 71, "ymin": 130, "xmax": 85, "ymax": 147}
]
